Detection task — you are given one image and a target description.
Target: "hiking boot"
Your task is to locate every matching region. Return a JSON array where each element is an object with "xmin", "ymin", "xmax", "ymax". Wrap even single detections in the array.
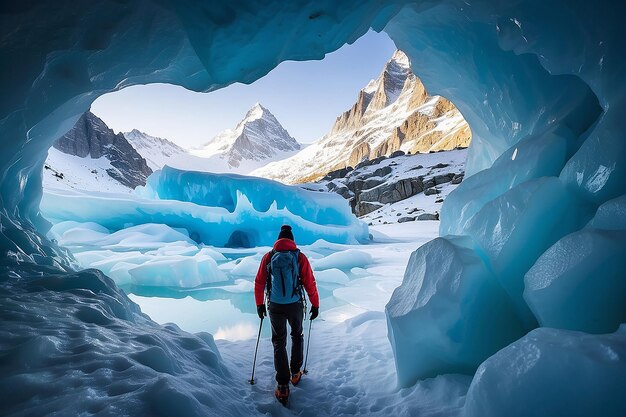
[
  {"xmin": 274, "ymin": 384, "xmax": 289, "ymax": 406},
  {"xmin": 290, "ymin": 371, "xmax": 303, "ymax": 386}
]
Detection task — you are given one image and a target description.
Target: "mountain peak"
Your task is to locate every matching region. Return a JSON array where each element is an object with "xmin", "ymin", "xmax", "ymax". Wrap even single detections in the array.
[
  {"xmin": 192, "ymin": 103, "xmax": 300, "ymax": 167},
  {"xmin": 390, "ymin": 50, "xmax": 410, "ymax": 68},
  {"xmin": 245, "ymin": 102, "xmax": 268, "ymax": 122}
]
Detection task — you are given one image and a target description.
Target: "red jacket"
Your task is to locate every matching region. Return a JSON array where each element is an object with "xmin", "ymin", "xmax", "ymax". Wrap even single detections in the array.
[{"xmin": 254, "ymin": 238, "xmax": 319, "ymax": 307}]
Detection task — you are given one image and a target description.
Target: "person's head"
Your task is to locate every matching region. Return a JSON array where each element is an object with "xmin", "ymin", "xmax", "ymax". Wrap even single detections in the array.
[{"xmin": 278, "ymin": 224, "xmax": 294, "ymax": 241}]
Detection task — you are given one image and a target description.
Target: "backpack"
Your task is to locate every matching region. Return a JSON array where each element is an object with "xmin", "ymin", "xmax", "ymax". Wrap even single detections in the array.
[{"xmin": 266, "ymin": 249, "xmax": 302, "ymax": 304}]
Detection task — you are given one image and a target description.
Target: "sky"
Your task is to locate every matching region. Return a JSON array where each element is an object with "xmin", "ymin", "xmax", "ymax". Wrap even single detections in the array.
[{"xmin": 91, "ymin": 30, "xmax": 397, "ymax": 148}]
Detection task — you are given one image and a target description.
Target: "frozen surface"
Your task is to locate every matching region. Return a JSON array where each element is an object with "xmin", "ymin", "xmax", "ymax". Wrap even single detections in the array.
[
  {"xmin": 42, "ymin": 166, "xmax": 369, "ymax": 248},
  {"xmin": 0, "ymin": 267, "xmax": 254, "ymax": 417},
  {"xmin": 127, "ymin": 222, "xmax": 467, "ymax": 416},
  {"xmin": 386, "ymin": 236, "xmax": 525, "ymax": 387},
  {"xmin": 524, "ymin": 229, "xmax": 626, "ymax": 334},
  {"xmin": 464, "ymin": 177, "xmax": 593, "ymax": 328},
  {"xmin": 464, "ymin": 326, "xmax": 626, "ymax": 417}
]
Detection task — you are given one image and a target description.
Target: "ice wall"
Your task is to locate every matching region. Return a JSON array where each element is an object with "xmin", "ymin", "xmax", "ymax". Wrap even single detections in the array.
[
  {"xmin": 1, "ymin": 0, "xmax": 625, "ymax": 415},
  {"xmin": 41, "ymin": 166, "xmax": 369, "ymax": 247},
  {"xmin": 385, "ymin": 0, "xmax": 626, "ymax": 400}
]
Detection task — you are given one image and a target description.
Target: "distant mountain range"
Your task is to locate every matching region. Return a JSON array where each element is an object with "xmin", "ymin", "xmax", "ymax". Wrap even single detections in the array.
[
  {"xmin": 44, "ymin": 50, "xmax": 471, "ymax": 198},
  {"xmin": 44, "ymin": 104, "xmax": 301, "ymax": 192},
  {"xmin": 251, "ymin": 50, "xmax": 470, "ymax": 183}
]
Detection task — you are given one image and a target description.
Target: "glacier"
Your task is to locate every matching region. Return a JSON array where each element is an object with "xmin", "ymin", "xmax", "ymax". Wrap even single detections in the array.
[
  {"xmin": 1, "ymin": 0, "xmax": 625, "ymax": 415},
  {"xmin": 42, "ymin": 166, "xmax": 369, "ymax": 248}
]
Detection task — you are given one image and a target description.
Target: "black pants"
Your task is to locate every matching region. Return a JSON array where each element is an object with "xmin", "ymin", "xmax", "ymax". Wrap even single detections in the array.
[{"xmin": 268, "ymin": 301, "xmax": 304, "ymax": 385}]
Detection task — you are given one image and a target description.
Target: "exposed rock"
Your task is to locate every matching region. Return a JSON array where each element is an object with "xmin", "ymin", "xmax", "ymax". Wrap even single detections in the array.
[
  {"xmin": 422, "ymin": 178, "xmax": 436, "ymax": 189},
  {"xmin": 372, "ymin": 166, "xmax": 392, "ymax": 178},
  {"xmin": 356, "ymin": 156, "xmax": 389, "ymax": 171},
  {"xmin": 417, "ymin": 213, "xmax": 439, "ymax": 221},
  {"xmin": 431, "ymin": 163, "xmax": 450, "ymax": 169},
  {"xmin": 363, "ymin": 178, "xmax": 384, "ymax": 189},
  {"xmin": 434, "ymin": 173, "xmax": 454, "ymax": 185},
  {"xmin": 451, "ymin": 173, "xmax": 464, "ymax": 184},
  {"xmin": 398, "ymin": 216, "xmax": 416, "ymax": 223},
  {"xmin": 390, "ymin": 150, "xmax": 405, "ymax": 158},
  {"xmin": 348, "ymin": 142, "xmax": 371, "ymax": 168},
  {"xmin": 424, "ymin": 188, "xmax": 439, "ymax": 196},
  {"xmin": 53, "ymin": 112, "xmax": 152, "ymax": 189},
  {"xmin": 335, "ymin": 186, "xmax": 352, "ymax": 199},
  {"xmin": 324, "ymin": 166, "xmax": 353, "ymax": 181},
  {"xmin": 330, "ymin": 89, "xmax": 374, "ymax": 135},
  {"xmin": 358, "ymin": 177, "xmax": 424, "ymax": 206},
  {"xmin": 346, "ymin": 179, "xmax": 367, "ymax": 194},
  {"xmin": 355, "ymin": 201, "xmax": 383, "ymax": 217}
]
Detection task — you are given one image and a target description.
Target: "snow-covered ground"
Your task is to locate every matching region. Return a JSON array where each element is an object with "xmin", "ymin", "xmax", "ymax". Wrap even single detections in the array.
[
  {"xmin": 44, "ymin": 148, "xmax": 135, "ymax": 194},
  {"xmin": 212, "ymin": 222, "xmax": 472, "ymax": 416},
  {"xmin": 305, "ymin": 148, "xmax": 466, "ymax": 224},
  {"xmin": 49, "ymin": 219, "xmax": 471, "ymax": 415}
]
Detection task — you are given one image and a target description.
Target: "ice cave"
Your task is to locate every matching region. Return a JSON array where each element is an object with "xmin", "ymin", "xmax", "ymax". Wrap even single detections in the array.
[{"xmin": 1, "ymin": 0, "xmax": 625, "ymax": 416}]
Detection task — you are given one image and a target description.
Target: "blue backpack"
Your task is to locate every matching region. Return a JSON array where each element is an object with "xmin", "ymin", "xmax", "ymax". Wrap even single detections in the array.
[{"xmin": 266, "ymin": 249, "xmax": 302, "ymax": 304}]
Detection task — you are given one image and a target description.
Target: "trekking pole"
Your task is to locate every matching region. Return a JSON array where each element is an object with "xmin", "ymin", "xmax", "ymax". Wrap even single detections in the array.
[
  {"xmin": 248, "ymin": 317, "xmax": 264, "ymax": 385},
  {"xmin": 302, "ymin": 318, "xmax": 313, "ymax": 374}
]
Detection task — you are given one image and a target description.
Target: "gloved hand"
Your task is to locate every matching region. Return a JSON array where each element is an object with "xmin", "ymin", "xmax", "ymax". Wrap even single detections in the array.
[
  {"xmin": 310, "ymin": 306, "xmax": 319, "ymax": 321},
  {"xmin": 257, "ymin": 304, "xmax": 267, "ymax": 319}
]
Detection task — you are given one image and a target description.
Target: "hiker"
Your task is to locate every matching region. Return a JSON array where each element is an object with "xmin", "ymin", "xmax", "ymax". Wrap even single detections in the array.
[{"xmin": 254, "ymin": 224, "xmax": 319, "ymax": 405}]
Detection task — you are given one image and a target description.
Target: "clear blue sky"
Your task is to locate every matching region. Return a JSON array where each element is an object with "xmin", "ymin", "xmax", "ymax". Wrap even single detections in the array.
[{"xmin": 91, "ymin": 30, "xmax": 397, "ymax": 148}]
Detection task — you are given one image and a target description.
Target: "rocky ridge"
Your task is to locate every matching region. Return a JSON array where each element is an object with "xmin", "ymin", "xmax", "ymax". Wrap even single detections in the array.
[
  {"xmin": 252, "ymin": 50, "xmax": 471, "ymax": 184},
  {"xmin": 51, "ymin": 112, "xmax": 152, "ymax": 189}
]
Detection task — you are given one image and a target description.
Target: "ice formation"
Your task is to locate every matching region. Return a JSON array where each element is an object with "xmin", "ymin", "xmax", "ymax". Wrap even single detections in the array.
[
  {"xmin": 464, "ymin": 326, "xmax": 626, "ymax": 417},
  {"xmin": 1, "ymin": 0, "xmax": 624, "ymax": 415},
  {"xmin": 42, "ymin": 166, "xmax": 369, "ymax": 248},
  {"xmin": 386, "ymin": 236, "xmax": 525, "ymax": 387}
]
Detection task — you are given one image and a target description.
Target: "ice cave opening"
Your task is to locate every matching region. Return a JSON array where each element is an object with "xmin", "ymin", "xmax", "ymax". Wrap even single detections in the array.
[{"xmin": 2, "ymin": 1, "xmax": 626, "ymax": 416}]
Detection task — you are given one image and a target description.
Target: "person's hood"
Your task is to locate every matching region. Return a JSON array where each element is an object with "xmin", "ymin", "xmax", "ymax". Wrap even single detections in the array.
[{"xmin": 273, "ymin": 238, "xmax": 297, "ymax": 251}]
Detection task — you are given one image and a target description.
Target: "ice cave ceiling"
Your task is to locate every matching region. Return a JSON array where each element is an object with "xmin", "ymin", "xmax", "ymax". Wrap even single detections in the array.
[{"xmin": 1, "ymin": 0, "xmax": 625, "ymax": 415}]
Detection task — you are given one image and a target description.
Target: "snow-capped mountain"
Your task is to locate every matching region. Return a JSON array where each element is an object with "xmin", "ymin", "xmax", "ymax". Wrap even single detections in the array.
[
  {"xmin": 44, "ymin": 104, "xmax": 303, "ymax": 193},
  {"xmin": 123, "ymin": 129, "xmax": 188, "ymax": 171},
  {"xmin": 251, "ymin": 50, "xmax": 470, "ymax": 184},
  {"xmin": 191, "ymin": 103, "xmax": 301, "ymax": 171},
  {"xmin": 44, "ymin": 112, "xmax": 152, "ymax": 193}
]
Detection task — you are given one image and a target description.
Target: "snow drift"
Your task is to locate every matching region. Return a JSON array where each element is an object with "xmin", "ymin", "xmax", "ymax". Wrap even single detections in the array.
[{"xmin": 1, "ymin": 0, "xmax": 625, "ymax": 415}]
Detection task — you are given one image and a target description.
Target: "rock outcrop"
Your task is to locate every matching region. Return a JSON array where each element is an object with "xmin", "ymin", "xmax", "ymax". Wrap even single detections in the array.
[
  {"xmin": 314, "ymin": 149, "xmax": 468, "ymax": 221},
  {"xmin": 53, "ymin": 112, "xmax": 153, "ymax": 189}
]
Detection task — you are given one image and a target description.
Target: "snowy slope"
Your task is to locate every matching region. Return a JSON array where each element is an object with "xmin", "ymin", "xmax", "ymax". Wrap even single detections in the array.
[
  {"xmin": 123, "ymin": 129, "xmax": 189, "ymax": 171},
  {"xmin": 251, "ymin": 51, "xmax": 470, "ymax": 184},
  {"xmin": 303, "ymin": 149, "xmax": 467, "ymax": 225},
  {"xmin": 43, "ymin": 148, "xmax": 136, "ymax": 194},
  {"xmin": 191, "ymin": 103, "xmax": 301, "ymax": 172}
]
